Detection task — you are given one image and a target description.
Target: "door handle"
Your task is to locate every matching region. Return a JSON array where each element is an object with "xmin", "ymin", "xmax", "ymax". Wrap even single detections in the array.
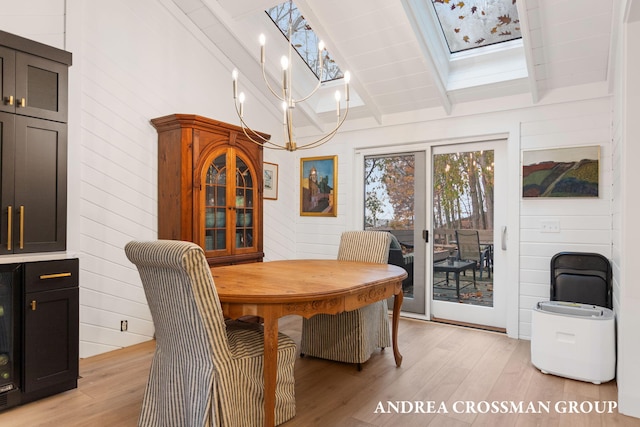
[
  {"xmin": 7, "ymin": 205, "xmax": 12, "ymax": 251},
  {"xmin": 19, "ymin": 206, "xmax": 24, "ymax": 249},
  {"xmin": 501, "ymin": 226, "xmax": 507, "ymax": 250}
]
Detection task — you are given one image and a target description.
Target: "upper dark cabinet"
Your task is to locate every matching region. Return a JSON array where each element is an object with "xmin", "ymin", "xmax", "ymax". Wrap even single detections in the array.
[
  {"xmin": 0, "ymin": 31, "xmax": 71, "ymax": 123},
  {"xmin": 0, "ymin": 32, "xmax": 71, "ymax": 254}
]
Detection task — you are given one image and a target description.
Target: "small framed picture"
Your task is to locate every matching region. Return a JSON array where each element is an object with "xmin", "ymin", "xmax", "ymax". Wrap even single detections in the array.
[
  {"xmin": 522, "ymin": 145, "xmax": 600, "ymax": 198},
  {"xmin": 300, "ymin": 155, "xmax": 337, "ymax": 216},
  {"xmin": 263, "ymin": 162, "xmax": 278, "ymax": 200}
]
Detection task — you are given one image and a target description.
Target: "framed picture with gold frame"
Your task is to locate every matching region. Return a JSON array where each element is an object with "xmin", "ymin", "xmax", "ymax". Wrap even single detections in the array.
[
  {"xmin": 263, "ymin": 162, "xmax": 278, "ymax": 200},
  {"xmin": 300, "ymin": 155, "xmax": 337, "ymax": 216}
]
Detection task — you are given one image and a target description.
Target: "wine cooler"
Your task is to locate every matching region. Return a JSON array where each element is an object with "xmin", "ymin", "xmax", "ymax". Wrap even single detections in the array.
[{"xmin": 0, "ymin": 264, "xmax": 22, "ymax": 410}]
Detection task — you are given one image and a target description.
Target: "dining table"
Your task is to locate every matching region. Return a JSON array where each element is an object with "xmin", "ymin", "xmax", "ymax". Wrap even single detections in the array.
[{"xmin": 210, "ymin": 259, "xmax": 408, "ymax": 427}]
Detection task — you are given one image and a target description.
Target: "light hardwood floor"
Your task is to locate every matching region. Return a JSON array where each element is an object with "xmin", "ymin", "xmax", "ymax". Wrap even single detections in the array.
[{"xmin": 0, "ymin": 317, "xmax": 637, "ymax": 426}]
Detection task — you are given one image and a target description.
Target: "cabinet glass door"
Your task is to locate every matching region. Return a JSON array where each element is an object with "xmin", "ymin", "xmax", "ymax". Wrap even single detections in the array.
[
  {"xmin": 204, "ymin": 153, "xmax": 227, "ymax": 251},
  {"xmin": 235, "ymin": 156, "xmax": 254, "ymax": 250},
  {"xmin": 15, "ymin": 53, "xmax": 68, "ymax": 122}
]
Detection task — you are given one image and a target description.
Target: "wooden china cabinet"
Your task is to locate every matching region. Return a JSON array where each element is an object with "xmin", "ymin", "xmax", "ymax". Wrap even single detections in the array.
[{"xmin": 151, "ymin": 114, "xmax": 267, "ymax": 266}]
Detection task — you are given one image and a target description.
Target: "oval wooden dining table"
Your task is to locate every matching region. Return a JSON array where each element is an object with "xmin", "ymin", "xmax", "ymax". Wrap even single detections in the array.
[{"xmin": 210, "ymin": 259, "xmax": 408, "ymax": 427}]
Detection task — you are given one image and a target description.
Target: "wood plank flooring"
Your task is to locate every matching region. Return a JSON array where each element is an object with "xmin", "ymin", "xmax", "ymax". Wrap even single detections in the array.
[{"xmin": 0, "ymin": 316, "xmax": 637, "ymax": 426}]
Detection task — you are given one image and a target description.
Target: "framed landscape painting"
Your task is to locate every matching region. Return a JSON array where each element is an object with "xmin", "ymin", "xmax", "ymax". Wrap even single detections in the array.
[
  {"xmin": 522, "ymin": 145, "xmax": 600, "ymax": 198},
  {"xmin": 300, "ymin": 155, "xmax": 337, "ymax": 216}
]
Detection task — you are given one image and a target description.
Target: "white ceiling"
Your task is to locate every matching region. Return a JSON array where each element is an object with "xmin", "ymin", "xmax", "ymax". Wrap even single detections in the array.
[{"xmin": 170, "ymin": 0, "xmax": 615, "ymax": 130}]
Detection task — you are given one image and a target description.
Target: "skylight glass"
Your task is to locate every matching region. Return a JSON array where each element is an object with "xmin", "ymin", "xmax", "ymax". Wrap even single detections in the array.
[
  {"xmin": 266, "ymin": 1, "xmax": 344, "ymax": 82},
  {"xmin": 431, "ymin": 0, "xmax": 522, "ymax": 54}
]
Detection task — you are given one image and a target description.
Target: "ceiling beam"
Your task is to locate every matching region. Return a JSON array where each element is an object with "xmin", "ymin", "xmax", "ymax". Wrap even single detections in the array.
[
  {"xmin": 401, "ymin": 0, "xmax": 452, "ymax": 115},
  {"xmin": 517, "ymin": 0, "xmax": 540, "ymax": 104}
]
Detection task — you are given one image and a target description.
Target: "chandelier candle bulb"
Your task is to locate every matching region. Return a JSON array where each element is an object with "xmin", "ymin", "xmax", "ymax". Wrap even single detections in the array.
[
  {"xmin": 238, "ymin": 92, "xmax": 245, "ymax": 117},
  {"xmin": 282, "ymin": 101, "xmax": 287, "ymax": 125},
  {"xmin": 259, "ymin": 34, "xmax": 266, "ymax": 64},
  {"xmin": 344, "ymin": 71, "xmax": 351, "ymax": 101},
  {"xmin": 232, "ymin": 69, "xmax": 238, "ymax": 98},
  {"xmin": 281, "ymin": 56, "xmax": 289, "ymax": 95}
]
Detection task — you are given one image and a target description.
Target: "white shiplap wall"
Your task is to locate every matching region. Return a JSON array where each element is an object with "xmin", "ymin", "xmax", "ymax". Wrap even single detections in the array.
[
  {"xmin": 0, "ymin": 1, "xmax": 615, "ymax": 350},
  {"xmin": 75, "ymin": 0, "xmax": 286, "ymax": 356},
  {"xmin": 518, "ymin": 99, "xmax": 612, "ymax": 338}
]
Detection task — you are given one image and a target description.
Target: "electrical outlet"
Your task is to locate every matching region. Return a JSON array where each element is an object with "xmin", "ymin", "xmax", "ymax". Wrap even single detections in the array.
[
  {"xmin": 120, "ymin": 320, "xmax": 128, "ymax": 332},
  {"xmin": 540, "ymin": 219, "xmax": 561, "ymax": 233}
]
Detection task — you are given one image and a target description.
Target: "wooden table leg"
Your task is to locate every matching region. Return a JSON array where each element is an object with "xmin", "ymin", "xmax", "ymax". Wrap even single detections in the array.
[
  {"xmin": 262, "ymin": 312, "xmax": 278, "ymax": 427},
  {"xmin": 391, "ymin": 287, "xmax": 403, "ymax": 367}
]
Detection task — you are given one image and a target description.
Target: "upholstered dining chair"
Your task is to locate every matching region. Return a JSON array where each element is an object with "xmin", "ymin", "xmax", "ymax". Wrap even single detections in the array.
[
  {"xmin": 125, "ymin": 240, "xmax": 296, "ymax": 427},
  {"xmin": 299, "ymin": 230, "xmax": 392, "ymax": 370}
]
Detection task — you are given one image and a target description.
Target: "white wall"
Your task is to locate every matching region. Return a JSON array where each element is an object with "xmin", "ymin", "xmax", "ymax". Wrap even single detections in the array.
[
  {"xmin": 612, "ymin": 0, "xmax": 640, "ymax": 417},
  {"xmin": 0, "ymin": 4, "xmax": 636, "ymax": 418}
]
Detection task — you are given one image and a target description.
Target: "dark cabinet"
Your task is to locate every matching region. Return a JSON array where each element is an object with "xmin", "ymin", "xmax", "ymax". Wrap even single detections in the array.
[
  {"xmin": 0, "ymin": 113, "xmax": 67, "ymax": 254},
  {"xmin": 0, "ymin": 34, "xmax": 69, "ymax": 122},
  {"xmin": 152, "ymin": 114, "xmax": 266, "ymax": 266},
  {"xmin": 0, "ymin": 263, "xmax": 22, "ymax": 409},
  {"xmin": 0, "ymin": 31, "xmax": 70, "ymax": 254},
  {"xmin": 0, "ymin": 258, "xmax": 78, "ymax": 412},
  {"xmin": 21, "ymin": 259, "xmax": 79, "ymax": 403}
]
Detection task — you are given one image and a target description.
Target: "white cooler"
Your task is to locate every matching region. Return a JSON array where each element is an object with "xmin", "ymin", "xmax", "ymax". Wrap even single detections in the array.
[{"xmin": 531, "ymin": 301, "xmax": 615, "ymax": 384}]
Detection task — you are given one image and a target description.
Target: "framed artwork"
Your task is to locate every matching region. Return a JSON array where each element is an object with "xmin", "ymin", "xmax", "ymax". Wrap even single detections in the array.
[
  {"xmin": 300, "ymin": 155, "xmax": 337, "ymax": 216},
  {"xmin": 522, "ymin": 145, "xmax": 600, "ymax": 198},
  {"xmin": 263, "ymin": 162, "xmax": 278, "ymax": 200}
]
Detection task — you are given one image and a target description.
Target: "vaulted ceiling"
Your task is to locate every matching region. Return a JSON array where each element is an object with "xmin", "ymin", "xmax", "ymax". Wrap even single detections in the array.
[{"xmin": 170, "ymin": 0, "xmax": 614, "ymax": 130}]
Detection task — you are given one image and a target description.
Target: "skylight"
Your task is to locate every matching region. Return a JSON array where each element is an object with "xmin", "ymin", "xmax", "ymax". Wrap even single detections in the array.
[
  {"xmin": 266, "ymin": 1, "xmax": 344, "ymax": 82},
  {"xmin": 431, "ymin": 0, "xmax": 522, "ymax": 54}
]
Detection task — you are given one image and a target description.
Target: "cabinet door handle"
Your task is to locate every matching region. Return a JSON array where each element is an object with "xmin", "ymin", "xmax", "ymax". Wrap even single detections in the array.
[
  {"xmin": 4, "ymin": 95, "xmax": 13, "ymax": 106},
  {"xmin": 18, "ymin": 97, "xmax": 26, "ymax": 108},
  {"xmin": 40, "ymin": 272, "xmax": 72, "ymax": 280},
  {"xmin": 7, "ymin": 205, "xmax": 12, "ymax": 251},
  {"xmin": 19, "ymin": 206, "xmax": 24, "ymax": 249},
  {"xmin": 30, "ymin": 300, "xmax": 37, "ymax": 311}
]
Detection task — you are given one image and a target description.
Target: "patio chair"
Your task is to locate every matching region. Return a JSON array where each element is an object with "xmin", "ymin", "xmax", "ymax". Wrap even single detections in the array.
[
  {"xmin": 300, "ymin": 231, "xmax": 392, "ymax": 370},
  {"xmin": 125, "ymin": 240, "xmax": 296, "ymax": 427},
  {"xmin": 455, "ymin": 229, "xmax": 491, "ymax": 280},
  {"xmin": 388, "ymin": 233, "xmax": 414, "ymax": 290}
]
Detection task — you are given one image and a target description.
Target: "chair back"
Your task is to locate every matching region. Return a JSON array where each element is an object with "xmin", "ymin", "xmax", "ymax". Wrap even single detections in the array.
[
  {"xmin": 455, "ymin": 229, "xmax": 482, "ymax": 262},
  {"xmin": 337, "ymin": 231, "xmax": 391, "ymax": 264},
  {"xmin": 550, "ymin": 252, "xmax": 612, "ymax": 308},
  {"xmin": 125, "ymin": 240, "xmax": 230, "ymax": 362}
]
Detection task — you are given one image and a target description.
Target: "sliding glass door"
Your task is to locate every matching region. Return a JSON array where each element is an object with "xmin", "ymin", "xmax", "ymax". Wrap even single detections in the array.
[
  {"xmin": 364, "ymin": 152, "xmax": 426, "ymax": 314},
  {"xmin": 431, "ymin": 140, "xmax": 507, "ymax": 329}
]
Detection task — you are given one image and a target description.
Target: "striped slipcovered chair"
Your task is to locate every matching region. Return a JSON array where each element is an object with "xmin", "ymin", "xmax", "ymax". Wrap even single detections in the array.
[
  {"xmin": 125, "ymin": 240, "xmax": 296, "ymax": 427},
  {"xmin": 300, "ymin": 231, "xmax": 392, "ymax": 369}
]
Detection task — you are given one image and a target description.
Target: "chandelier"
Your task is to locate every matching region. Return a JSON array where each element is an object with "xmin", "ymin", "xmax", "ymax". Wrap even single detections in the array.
[{"xmin": 232, "ymin": 0, "xmax": 350, "ymax": 151}]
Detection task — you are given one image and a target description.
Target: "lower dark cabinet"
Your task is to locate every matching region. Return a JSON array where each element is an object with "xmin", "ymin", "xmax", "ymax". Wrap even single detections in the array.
[{"xmin": 0, "ymin": 258, "xmax": 78, "ymax": 410}]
